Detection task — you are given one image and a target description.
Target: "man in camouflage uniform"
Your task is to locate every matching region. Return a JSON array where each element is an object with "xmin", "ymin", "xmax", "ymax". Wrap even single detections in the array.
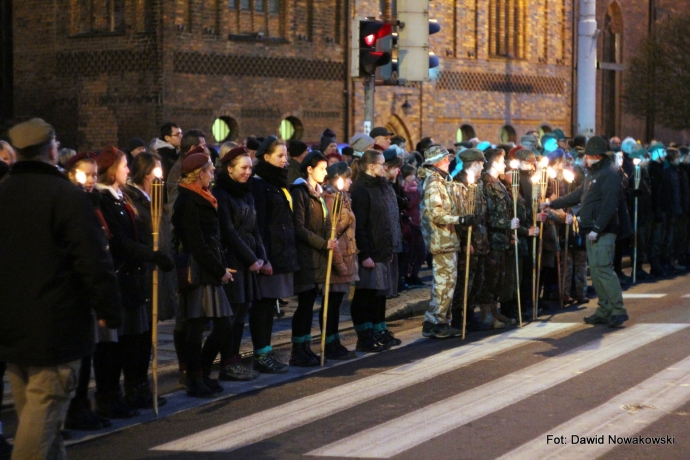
[
  {"xmin": 420, "ymin": 146, "xmax": 474, "ymax": 338},
  {"xmin": 479, "ymin": 148, "xmax": 519, "ymax": 326},
  {"xmin": 451, "ymin": 148, "xmax": 493, "ymax": 330}
]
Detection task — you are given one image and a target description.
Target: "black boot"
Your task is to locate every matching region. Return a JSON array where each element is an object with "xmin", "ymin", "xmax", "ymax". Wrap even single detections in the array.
[
  {"xmin": 186, "ymin": 373, "xmax": 216, "ymax": 398},
  {"xmin": 325, "ymin": 339, "xmax": 356, "ymax": 360},
  {"xmin": 65, "ymin": 397, "xmax": 111, "ymax": 430},
  {"xmin": 355, "ymin": 329, "xmax": 385, "ymax": 353},
  {"xmin": 289, "ymin": 343, "xmax": 319, "ymax": 367},
  {"xmin": 95, "ymin": 391, "xmax": 140, "ymax": 419}
]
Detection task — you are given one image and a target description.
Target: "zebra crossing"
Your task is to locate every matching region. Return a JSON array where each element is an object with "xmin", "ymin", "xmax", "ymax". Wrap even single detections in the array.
[{"xmin": 152, "ymin": 322, "xmax": 690, "ymax": 458}]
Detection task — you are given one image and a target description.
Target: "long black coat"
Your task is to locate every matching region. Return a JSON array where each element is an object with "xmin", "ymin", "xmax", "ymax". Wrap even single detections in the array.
[
  {"xmin": 251, "ymin": 175, "xmax": 300, "ymax": 274},
  {"xmin": 99, "ymin": 186, "xmax": 156, "ymax": 309},
  {"xmin": 290, "ymin": 180, "xmax": 331, "ymax": 285},
  {"xmin": 213, "ymin": 175, "xmax": 266, "ymax": 303},
  {"xmin": 172, "ymin": 186, "xmax": 227, "ymax": 286},
  {"xmin": 0, "ymin": 161, "xmax": 121, "ymax": 366},
  {"xmin": 350, "ymin": 173, "xmax": 393, "ymax": 263},
  {"xmin": 663, "ymin": 162, "xmax": 683, "ymax": 216}
]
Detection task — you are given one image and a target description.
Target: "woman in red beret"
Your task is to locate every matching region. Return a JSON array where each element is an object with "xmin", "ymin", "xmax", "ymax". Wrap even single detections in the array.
[
  {"xmin": 94, "ymin": 147, "xmax": 174, "ymax": 417},
  {"xmin": 172, "ymin": 153, "xmax": 234, "ymax": 397}
]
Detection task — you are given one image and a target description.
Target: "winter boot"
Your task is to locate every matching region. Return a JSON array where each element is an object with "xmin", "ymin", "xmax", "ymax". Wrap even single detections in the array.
[
  {"xmin": 355, "ymin": 329, "xmax": 386, "ymax": 353},
  {"xmin": 65, "ymin": 397, "xmax": 111, "ymax": 430},
  {"xmin": 491, "ymin": 303, "xmax": 516, "ymax": 325},
  {"xmin": 95, "ymin": 391, "xmax": 140, "ymax": 419},
  {"xmin": 185, "ymin": 372, "xmax": 216, "ymax": 398},
  {"xmin": 325, "ymin": 339, "xmax": 356, "ymax": 360},
  {"xmin": 479, "ymin": 304, "xmax": 505, "ymax": 329},
  {"xmin": 289, "ymin": 343, "xmax": 319, "ymax": 367}
]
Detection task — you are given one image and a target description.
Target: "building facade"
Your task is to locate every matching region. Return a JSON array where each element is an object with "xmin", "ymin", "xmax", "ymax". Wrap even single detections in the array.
[{"xmin": 3, "ymin": 0, "xmax": 689, "ymax": 151}]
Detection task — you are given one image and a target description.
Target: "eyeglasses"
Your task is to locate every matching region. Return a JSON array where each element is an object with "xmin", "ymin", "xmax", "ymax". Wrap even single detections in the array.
[{"xmin": 172, "ymin": 133, "xmax": 183, "ymax": 138}]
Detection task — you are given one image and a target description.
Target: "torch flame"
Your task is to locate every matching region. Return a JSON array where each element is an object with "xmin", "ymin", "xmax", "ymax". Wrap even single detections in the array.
[
  {"xmin": 509, "ymin": 159, "xmax": 520, "ymax": 169},
  {"xmin": 531, "ymin": 173, "xmax": 540, "ymax": 184},
  {"xmin": 633, "ymin": 158, "xmax": 641, "ymax": 166},
  {"xmin": 548, "ymin": 167, "xmax": 557, "ymax": 179},
  {"xmin": 153, "ymin": 167, "xmax": 163, "ymax": 179},
  {"xmin": 563, "ymin": 169, "xmax": 575, "ymax": 183},
  {"xmin": 336, "ymin": 177, "xmax": 344, "ymax": 191},
  {"xmin": 539, "ymin": 156, "xmax": 549, "ymax": 168},
  {"xmin": 75, "ymin": 170, "xmax": 86, "ymax": 185},
  {"xmin": 467, "ymin": 171, "xmax": 475, "ymax": 184}
]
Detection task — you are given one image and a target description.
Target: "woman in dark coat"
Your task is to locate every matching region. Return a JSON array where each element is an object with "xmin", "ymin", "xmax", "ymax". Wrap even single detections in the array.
[
  {"xmin": 349, "ymin": 149, "xmax": 394, "ymax": 353},
  {"xmin": 210, "ymin": 147, "xmax": 265, "ymax": 381},
  {"xmin": 172, "ymin": 152, "xmax": 234, "ymax": 397},
  {"xmin": 94, "ymin": 147, "xmax": 174, "ymax": 417},
  {"xmin": 250, "ymin": 136, "xmax": 298, "ymax": 373},
  {"xmin": 289, "ymin": 151, "xmax": 337, "ymax": 366}
]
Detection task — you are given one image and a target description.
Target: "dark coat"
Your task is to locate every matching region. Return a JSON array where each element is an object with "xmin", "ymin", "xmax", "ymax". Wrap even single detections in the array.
[
  {"xmin": 648, "ymin": 160, "xmax": 666, "ymax": 222},
  {"xmin": 663, "ymin": 162, "xmax": 683, "ymax": 216},
  {"xmin": 251, "ymin": 175, "xmax": 300, "ymax": 274},
  {"xmin": 0, "ymin": 161, "xmax": 121, "ymax": 366},
  {"xmin": 290, "ymin": 180, "xmax": 331, "ymax": 285},
  {"xmin": 617, "ymin": 170, "xmax": 634, "ymax": 240},
  {"xmin": 350, "ymin": 173, "xmax": 393, "ymax": 263},
  {"xmin": 551, "ymin": 156, "xmax": 620, "ymax": 235},
  {"xmin": 627, "ymin": 166, "xmax": 653, "ymax": 227},
  {"xmin": 213, "ymin": 174, "xmax": 266, "ymax": 303},
  {"xmin": 99, "ymin": 186, "xmax": 156, "ymax": 309},
  {"xmin": 158, "ymin": 146, "xmax": 179, "ymax": 183},
  {"xmin": 172, "ymin": 186, "xmax": 227, "ymax": 286}
]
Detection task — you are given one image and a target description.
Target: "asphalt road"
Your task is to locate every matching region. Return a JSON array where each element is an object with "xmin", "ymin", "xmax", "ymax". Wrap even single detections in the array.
[{"xmin": 54, "ymin": 273, "xmax": 690, "ymax": 459}]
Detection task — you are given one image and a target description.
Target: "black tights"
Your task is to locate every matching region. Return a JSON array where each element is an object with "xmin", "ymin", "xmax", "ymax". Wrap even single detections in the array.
[
  {"xmin": 319, "ymin": 291, "xmax": 345, "ymax": 338},
  {"xmin": 199, "ymin": 316, "xmax": 233, "ymax": 374},
  {"xmin": 293, "ymin": 288, "xmax": 319, "ymax": 339},
  {"xmin": 350, "ymin": 288, "xmax": 376, "ymax": 328},
  {"xmin": 227, "ymin": 303, "xmax": 249, "ymax": 358},
  {"xmin": 93, "ymin": 332, "xmax": 150, "ymax": 393},
  {"xmin": 249, "ymin": 298, "xmax": 276, "ymax": 352}
]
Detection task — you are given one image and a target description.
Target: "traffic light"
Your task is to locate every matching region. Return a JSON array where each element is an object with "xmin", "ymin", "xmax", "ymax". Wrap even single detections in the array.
[
  {"xmin": 350, "ymin": 18, "xmax": 392, "ymax": 78},
  {"xmin": 398, "ymin": 0, "xmax": 441, "ymax": 82}
]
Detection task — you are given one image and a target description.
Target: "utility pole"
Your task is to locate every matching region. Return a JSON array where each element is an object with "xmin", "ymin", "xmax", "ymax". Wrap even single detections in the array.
[{"xmin": 577, "ymin": 0, "xmax": 598, "ymax": 136}]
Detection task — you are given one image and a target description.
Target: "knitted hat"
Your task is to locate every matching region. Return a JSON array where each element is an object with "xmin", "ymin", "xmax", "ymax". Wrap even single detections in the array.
[
  {"xmin": 181, "ymin": 153, "xmax": 210, "ymax": 174},
  {"xmin": 9, "ymin": 118, "xmax": 55, "ymax": 149},
  {"xmin": 349, "ymin": 133, "xmax": 375, "ymax": 153},
  {"xmin": 126, "ymin": 137, "xmax": 146, "ymax": 153},
  {"xmin": 220, "ymin": 146, "xmax": 249, "ymax": 165},
  {"xmin": 320, "ymin": 136, "xmax": 337, "ymax": 153},
  {"xmin": 97, "ymin": 146, "xmax": 123, "ymax": 172},
  {"xmin": 255, "ymin": 135, "xmax": 278, "ymax": 160},
  {"xmin": 64, "ymin": 151, "xmax": 98, "ymax": 172},
  {"xmin": 322, "ymin": 128, "xmax": 337, "ymax": 140},
  {"xmin": 423, "ymin": 145, "xmax": 450, "ymax": 165},
  {"xmin": 288, "ymin": 140, "xmax": 309, "ymax": 158},
  {"xmin": 459, "ymin": 148, "xmax": 486, "ymax": 163},
  {"xmin": 584, "ymin": 136, "xmax": 608, "ymax": 156}
]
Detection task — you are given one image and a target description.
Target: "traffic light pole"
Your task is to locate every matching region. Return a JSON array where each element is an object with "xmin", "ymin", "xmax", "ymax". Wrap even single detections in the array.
[{"xmin": 363, "ymin": 76, "xmax": 375, "ymax": 134}]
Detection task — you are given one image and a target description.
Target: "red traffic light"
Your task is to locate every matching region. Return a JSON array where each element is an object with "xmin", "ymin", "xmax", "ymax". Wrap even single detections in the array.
[{"xmin": 364, "ymin": 34, "xmax": 376, "ymax": 47}]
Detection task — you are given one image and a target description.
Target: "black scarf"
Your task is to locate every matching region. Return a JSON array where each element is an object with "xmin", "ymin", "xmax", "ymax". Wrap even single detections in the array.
[
  {"xmin": 254, "ymin": 160, "xmax": 289, "ymax": 189},
  {"xmin": 215, "ymin": 173, "xmax": 252, "ymax": 198}
]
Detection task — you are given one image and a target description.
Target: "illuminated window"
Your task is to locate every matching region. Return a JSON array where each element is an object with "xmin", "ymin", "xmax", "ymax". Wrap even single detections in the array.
[
  {"xmin": 212, "ymin": 117, "xmax": 239, "ymax": 143},
  {"xmin": 279, "ymin": 117, "xmax": 303, "ymax": 141},
  {"xmin": 500, "ymin": 125, "xmax": 517, "ymax": 144},
  {"xmin": 456, "ymin": 125, "xmax": 476, "ymax": 143}
]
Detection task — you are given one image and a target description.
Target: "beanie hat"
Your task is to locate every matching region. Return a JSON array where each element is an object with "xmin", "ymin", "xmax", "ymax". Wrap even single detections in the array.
[
  {"xmin": 584, "ymin": 136, "xmax": 608, "ymax": 156},
  {"xmin": 349, "ymin": 133, "xmax": 375, "ymax": 153},
  {"xmin": 322, "ymin": 128, "xmax": 337, "ymax": 140},
  {"xmin": 97, "ymin": 146, "xmax": 123, "ymax": 172},
  {"xmin": 181, "ymin": 153, "xmax": 210, "ymax": 174},
  {"xmin": 320, "ymin": 136, "xmax": 337, "ymax": 153},
  {"xmin": 9, "ymin": 118, "xmax": 55, "ymax": 149},
  {"xmin": 220, "ymin": 146, "xmax": 249, "ymax": 165},
  {"xmin": 423, "ymin": 145, "xmax": 450, "ymax": 165},
  {"xmin": 288, "ymin": 140, "xmax": 308, "ymax": 158},
  {"xmin": 126, "ymin": 137, "xmax": 146, "ymax": 153},
  {"xmin": 256, "ymin": 135, "xmax": 278, "ymax": 160}
]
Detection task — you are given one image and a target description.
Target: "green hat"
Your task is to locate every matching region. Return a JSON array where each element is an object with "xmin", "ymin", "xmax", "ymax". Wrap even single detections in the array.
[
  {"xmin": 423, "ymin": 145, "xmax": 450, "ymax": 165},
  {"xmin": 514, "ymin": 148, "xmax": 536, "ymax": 162},
  {"xmin": 459, "ymin": 148, "xmax": 486, "ymax": 163},
  {"xmin": 584, "ymin": 136, "xmax": 608, "ymax": 156},
  {"xmin": 9, "ymin": 118, "xmax": 55, "ymax": 150},
  {"xmin": 648, "ymin": 142, "xmax": 666, "ymax": 154},
  {"xmin": 629, "ymin": 148, "xmax": 648, "ymax": 160},
  {"xmin": 552, "ymin": 129, "xmax": 567, "ymax": 140}
]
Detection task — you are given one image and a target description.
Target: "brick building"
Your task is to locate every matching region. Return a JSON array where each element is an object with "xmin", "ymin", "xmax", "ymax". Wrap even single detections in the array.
[{"xmin": 1, "ymin": 0, "xmax": 688, "ymax": 151}]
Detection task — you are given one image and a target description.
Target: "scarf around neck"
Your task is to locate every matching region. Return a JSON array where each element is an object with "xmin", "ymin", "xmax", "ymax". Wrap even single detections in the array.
[
  {"xmin": 180, "ymin": 182, "xmax": 218, "ymax": 208},
  {"xmin": 254, "ymin": 160, "xmax": 289, "ymax": 188}
]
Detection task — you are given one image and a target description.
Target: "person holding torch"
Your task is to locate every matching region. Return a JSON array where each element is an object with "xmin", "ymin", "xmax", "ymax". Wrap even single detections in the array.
[{"xmin": 541, "ymin": 136, "xmax": 628, "ymax": 328}]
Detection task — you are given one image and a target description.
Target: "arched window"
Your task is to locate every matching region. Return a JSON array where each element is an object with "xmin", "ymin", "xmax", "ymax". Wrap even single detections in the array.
[
  {"xmin": 456, "ymin": 124, "xmax": 476, "ymax": 143},
  {"xmin": 489, "ymin": 0, "xmax": 526, "ymax": 58},
  {"xmin": 212, "ymin": 117, "xmax": 239, "ymax": 143},
  {"xmin": 279, "ymin": 116, "xmax": 304, "ymax": 141},
  {"xmin": 500, "ymin": 125, "xmax": 517, "ymax": 144},
  {"xmin": 539, "ymin": 125, "xmax": 552, "ymax": 138}
]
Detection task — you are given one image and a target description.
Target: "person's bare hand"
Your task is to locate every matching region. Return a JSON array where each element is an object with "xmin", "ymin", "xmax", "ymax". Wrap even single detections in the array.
[
  {"xmin": 536, "ymin": 212, "xmax": 547, "ymax": 222},
  {"xmin": 565, "ymin": 214, "xmax": 574, "ymax": 225},
  {"xmin": 98, "ymin": 319, "xmax": 107, "ymax": 328},
  {"xmin": 249, "ymin": 260, "xmax": 262, "ymax": 272},
  {"xmin": 529, "ymin": 226, "xmax": 540, "ymax": 237},
  {"xmin": 587, "ymin": 231, "xmax": 598, "ymax": 241},
  {"xmin": 327, "ymin": 239, "xmax": 339, "ymax": 250},
  {"xmin": 362, "ymin": 258, "xmax": 375, "ymax": 268},
  {"xmin": 510, "ymin": 218, "xmax": 520, "ymax": 230},
  {"xmin": 260, "ymin": 262, "xmax": 273, "ymax": 276}
]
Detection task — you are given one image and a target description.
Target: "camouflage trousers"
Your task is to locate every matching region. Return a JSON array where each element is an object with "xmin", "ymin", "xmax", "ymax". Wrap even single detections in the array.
[
  {"xmin": 425, "ymin": 252, "xmax": 458, "ymax": 325},
  {"xmin": 562, "ymin": 248, "xmax": 588, "ymax": 301},
  {"xmin": 451, "ymin": 253, "xmax": 485, "ymax": 322},
  {"xmin": 498, "ymin": 246, "xmax": 519, "ymax": 303},
  {"xmin": 478, "ymin": 249, "xmax": 506, "ymax": 304}
]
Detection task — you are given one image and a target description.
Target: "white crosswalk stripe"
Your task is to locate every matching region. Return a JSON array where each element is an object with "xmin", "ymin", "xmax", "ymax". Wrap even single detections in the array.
[
  {"xmin": 497, "ymin": 354, "xmax": 690, "ymax": 459},
  {"xmin": 307, "ymin": 323, "xmax": 688, "ymax": 458},
  {"xmin": 151, "ymin": 322, "xmax": 577, "ymax": 453},
  {"xmin": 622, "ymin": 293, "xmax": 667, "ymax": 299}
]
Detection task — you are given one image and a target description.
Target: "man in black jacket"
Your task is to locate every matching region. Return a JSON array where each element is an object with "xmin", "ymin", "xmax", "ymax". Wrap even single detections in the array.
[
  {"xmin": 0, "ymin": 119, "xmax": 121, "ymax": 459},
  {"xmin": 543, "ymin": 136, "xmax": 628, "ymax": 328}
]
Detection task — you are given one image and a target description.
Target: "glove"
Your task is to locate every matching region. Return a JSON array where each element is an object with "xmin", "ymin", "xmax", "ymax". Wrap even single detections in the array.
[
  {"xmin": 153, "ymin": 251, "xmax": 175, "ymax": 272},
  {"xmin": 458, "ymin": 214, "xmax": 475, "ymax": 226}
]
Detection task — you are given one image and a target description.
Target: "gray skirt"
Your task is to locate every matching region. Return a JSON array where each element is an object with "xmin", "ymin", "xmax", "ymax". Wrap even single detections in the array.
[
  {"xmin": 355, "ymin": 260, "xmax": 391, "ymax": 291},
  {"xmin": 180, "ymin": 284, "xmax": 233, "ymax": 319},
  {"xmin": 257, "ymin": 272, "xmax": 294, "ymax": 299}
]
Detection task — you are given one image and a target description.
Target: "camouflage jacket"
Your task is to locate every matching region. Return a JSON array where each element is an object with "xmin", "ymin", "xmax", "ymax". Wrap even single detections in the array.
[
  {"xmin": 455, "ymin": 170, "xmax": 489, "ymax": 255},
  {"xmin": 482, "ymin": 172, "xmax": 513, "ymax": 251},
  {"xmin": 421, "ymin": 167, "xmax": 461, "ymax": 255}
]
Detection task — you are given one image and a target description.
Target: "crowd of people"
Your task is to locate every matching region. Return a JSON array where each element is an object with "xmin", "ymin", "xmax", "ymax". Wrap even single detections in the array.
[{"xmin": 0, "ymin": 119, "xmax": 685, "ymax": 459}]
